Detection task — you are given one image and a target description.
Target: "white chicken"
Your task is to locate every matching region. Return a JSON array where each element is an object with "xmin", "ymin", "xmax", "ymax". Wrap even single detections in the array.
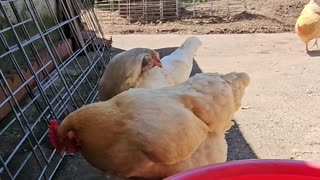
[
  {"xmin": 136, "ymin": 36, "xmax": 202, "ymax": 88},
  {"xmin": 161, "ymin": 36, "xmax": 203, "ymax": 84}
]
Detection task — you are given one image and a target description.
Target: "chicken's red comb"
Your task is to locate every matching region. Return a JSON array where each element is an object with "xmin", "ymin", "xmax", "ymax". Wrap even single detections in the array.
[{"xmin": 48, "ymin": 120, "xmax": 60, "ymax": 149}]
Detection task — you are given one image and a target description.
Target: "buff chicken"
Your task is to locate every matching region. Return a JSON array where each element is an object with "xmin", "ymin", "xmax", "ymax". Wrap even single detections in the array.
[{"xmin": 49, "ymin": 72, "xmax": 250, "ymax": 179}]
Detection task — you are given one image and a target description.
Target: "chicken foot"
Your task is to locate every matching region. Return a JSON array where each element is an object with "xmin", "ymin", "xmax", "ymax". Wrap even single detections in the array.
[{"xmin": 306, "ymin": 39, "xmax": 319, "ymax": 52}]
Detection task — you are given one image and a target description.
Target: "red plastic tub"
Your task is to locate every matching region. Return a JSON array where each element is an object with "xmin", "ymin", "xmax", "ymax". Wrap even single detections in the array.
[{"xmin": 165, "ymin": 160, "xmax": 320, "ymax": 180}]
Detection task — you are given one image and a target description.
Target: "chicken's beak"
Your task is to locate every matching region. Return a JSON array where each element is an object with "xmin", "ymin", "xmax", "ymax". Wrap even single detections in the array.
[{"xmin": 154, "ymin": 59, "xmax": 162, "ymax": 68}]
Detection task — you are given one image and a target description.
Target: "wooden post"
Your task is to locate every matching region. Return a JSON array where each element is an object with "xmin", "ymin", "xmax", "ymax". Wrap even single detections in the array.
[
  {"xmin": 176, "ymin": 0, "xmax": 179, "ymax": 17},
  {"xmin": 160, "ymin": 0, "xmax": 163, "ymax": 19},
  {"xmin": 193, "ymin": 0, "xmax": 195, "ymax": 16},
  {"xmin": 65, "ymin": 0, "xmax": 85, "ymax": 48}
]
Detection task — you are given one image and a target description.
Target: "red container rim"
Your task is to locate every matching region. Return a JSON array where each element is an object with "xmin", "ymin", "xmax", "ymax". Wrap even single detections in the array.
[{"xmin": 165, "ymin": 159, "xmax": 320, "ymax": 180}]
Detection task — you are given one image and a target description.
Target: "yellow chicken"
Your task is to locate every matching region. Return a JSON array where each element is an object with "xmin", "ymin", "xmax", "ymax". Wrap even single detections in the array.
[
  {"xmin": 295, "ymin": 0, "xmax": 320, "ymax": 52},
  {"xmin": 49, "ymin": 72, "xmax": 250, "ymax": 179}
]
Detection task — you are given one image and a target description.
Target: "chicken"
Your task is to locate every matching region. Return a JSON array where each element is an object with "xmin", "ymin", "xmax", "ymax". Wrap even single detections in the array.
[
  {"xmin": 137, "ymin": 36, "xmax": 203, "ymax": 88},
  {"xmin": 295, "ymin": 0, "xmax": 320, "ymax": 52},
  {"xmin": 98, "ymin": 36, "xmax": 202, "ymax": 101},
  {"xmin": 49, "ymin": 72, "xmax": 250, "ymax": 179},
  {"xmin": 160, "ymin": 36, "xmax": 202, "ymax": 84},
  {"xmin": 98, "ymin": 48, "xmax": 162, "ymax": 101}
]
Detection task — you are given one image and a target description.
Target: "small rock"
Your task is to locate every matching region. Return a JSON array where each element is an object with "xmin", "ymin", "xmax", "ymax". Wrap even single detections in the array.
[
  {"xmin": 193, "ymin": 20, "xmax": 202, "ymax": 24},
  {"xmin": 241, "ymin": 106, "xmax": 252, "ymax": 110}
]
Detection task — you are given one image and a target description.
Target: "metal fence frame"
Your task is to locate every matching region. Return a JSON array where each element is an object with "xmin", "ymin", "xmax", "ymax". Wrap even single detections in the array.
[
  {"xmin": 95, "ymin": 0, "xmax": 180, "ymax": 22},
  {"xmin": 95, "ymin": 0, "xmax": 247, "ymax": 25},
  {"xmin": 0, "ymin": 0, "xmax": 110, "ymax": 179},
  {"xmin": 179, "ymin": 0, "xmax": 247, "ymax": 18}
]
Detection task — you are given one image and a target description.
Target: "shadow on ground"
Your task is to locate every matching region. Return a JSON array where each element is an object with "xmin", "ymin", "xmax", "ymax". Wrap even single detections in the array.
[
  {"xmin": 53, "ymin": 47, "xmax": 257, "ymax": 180},
  {"xmin": 227, "ymin": 120, "xmax": 258, "ymax": 161},
  {"xmin": 307, "ymin": 49, "xmax": 320, "ymax": 57}
]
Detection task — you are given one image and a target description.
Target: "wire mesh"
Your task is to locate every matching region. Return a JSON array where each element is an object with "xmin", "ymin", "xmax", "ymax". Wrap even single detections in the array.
[
  {"xmin": 0, "ymin": 0, "xmax": 111, "ymax": 179},
  {"xmin": 95, "ymin": 0, "xmax": 179, "ymax": 23},
  {"xmin": 94, "ymin": 0, "xmax": 247, "ymax": 25},
  {"xmin": 179, "ymin": 0, "xmax": 247, "ymax": 18}
]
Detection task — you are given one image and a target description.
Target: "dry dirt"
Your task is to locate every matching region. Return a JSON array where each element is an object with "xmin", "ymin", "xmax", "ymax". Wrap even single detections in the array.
[{"xmin": 97, "ymin": 0, "xmax": 306, "ymax": 35}]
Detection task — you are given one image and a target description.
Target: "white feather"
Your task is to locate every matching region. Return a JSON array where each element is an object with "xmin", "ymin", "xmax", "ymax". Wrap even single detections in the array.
[{"xmin": 135, "ymin": 36, "xmax": 203, "ymax": 89}]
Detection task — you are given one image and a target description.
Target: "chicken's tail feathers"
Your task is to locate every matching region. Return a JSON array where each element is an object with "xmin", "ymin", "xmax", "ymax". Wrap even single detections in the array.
[
  {"xmin": 179, "ymin": 36, "xmax": 203, "ymax": 56},
  {"xmin": 221, "ymin": 72, "xmax": 250, "ymax": 111},
  {"xmin": 234, "ymin": 72, "xmax": 250, "ymax": 87}
]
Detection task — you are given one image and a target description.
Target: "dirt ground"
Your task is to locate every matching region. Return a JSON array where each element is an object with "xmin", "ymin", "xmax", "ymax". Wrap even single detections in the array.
[{"xmin": 97, "ymin": 0, "xmax": 306, "ymax": 35}]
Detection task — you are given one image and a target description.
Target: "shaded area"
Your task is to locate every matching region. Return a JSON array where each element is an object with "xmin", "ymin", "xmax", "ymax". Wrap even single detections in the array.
[
  {"xmin": 180, "ymin": 11, "xmax": 287, "ymax": 26},
  {"xmin": 53, "ymin": 47, "xmax": 257, "ymax": 179},
  {"xmin": 53, "ymin": 154, "xmax": 106, "ymax": 180},
  {"xmin": 227, "ymin": 120, "xmax": 258, "ymax": 161},
  {"xmin": 307, "ymin": 50, "xmax": 320, "ymax": 57}
]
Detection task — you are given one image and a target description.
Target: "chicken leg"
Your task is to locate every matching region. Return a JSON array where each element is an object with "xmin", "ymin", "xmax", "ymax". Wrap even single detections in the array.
[{"xmin": 306, "ymin": 39, "xmax": 319, "ymax": 52}]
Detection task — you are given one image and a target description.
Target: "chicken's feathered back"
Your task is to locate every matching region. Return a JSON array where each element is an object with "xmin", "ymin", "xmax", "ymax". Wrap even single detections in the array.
[
  {"xmin": 178, "ymin": 72, "xmax": 250, "ymax": 132},
  {"xmin": 51, "ymin": 72, "xmax": 250, "ymax": 179},
  {"xmin": 98, "ymin": 48, "xmax": 161, "ymax": 101}
]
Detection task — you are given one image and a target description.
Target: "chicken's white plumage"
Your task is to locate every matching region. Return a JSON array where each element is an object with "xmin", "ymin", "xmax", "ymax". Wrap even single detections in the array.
[
  {"xmin": 161, "ymin": 36, "xmax": 203, "ymax": 84},
  {"xmin": 135, "ymin": 36, "xmax": 203, "ymax": 89}
]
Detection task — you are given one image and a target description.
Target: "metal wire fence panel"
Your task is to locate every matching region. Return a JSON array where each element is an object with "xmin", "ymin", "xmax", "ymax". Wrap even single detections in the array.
[
  {"xmin": 94, "ymin": 0, "xmax": 246, "ymax": 26},
  {"xmin": 0, "ymin": 0, "xmax": 111, "ymax": 179},
  {"xmin": 180, "ymin": 0, "xmax": 247, "ymax": 17},
  {"xmin": 95, "ymin": 0, "xmax": 179, "ymax": 23}
]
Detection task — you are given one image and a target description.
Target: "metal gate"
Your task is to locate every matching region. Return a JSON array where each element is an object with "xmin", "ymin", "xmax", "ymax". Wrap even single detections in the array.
[
  {"xmin": 94, "ymin": 0, "xmax": 179, "ymax": 23},
  {"xmin": 180, "ymin": 0, "xmax": 247, "ymax": 17},
  {"xmin": 0, "ymin": 0, "xmax": 111, "ymax": 179}
]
